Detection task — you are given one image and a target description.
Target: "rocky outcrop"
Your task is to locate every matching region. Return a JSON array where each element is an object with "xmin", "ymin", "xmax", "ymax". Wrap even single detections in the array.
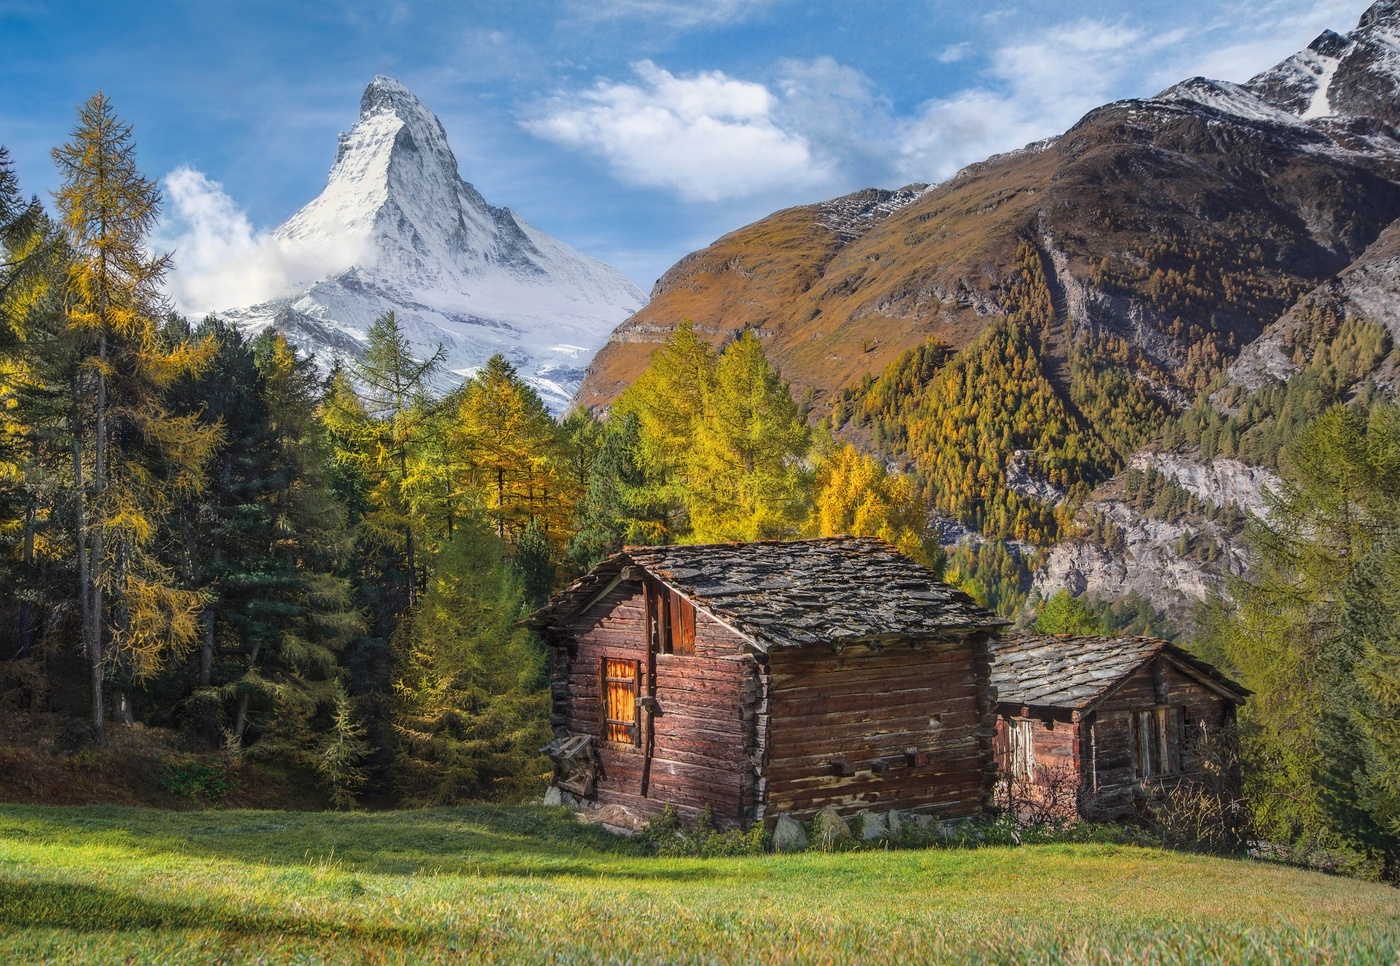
[{"xmin": 1033, "ymin": 503, "xmax": 1248, "ymax": 623}]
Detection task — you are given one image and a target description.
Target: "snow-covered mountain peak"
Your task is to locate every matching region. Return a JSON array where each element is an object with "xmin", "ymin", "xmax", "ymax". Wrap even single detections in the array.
[
  {"xmin": 1245, "ymin": 1, "xmax": 1400, "ymax": 126},
  {"xmin": 1360, "ymin": 0, "xmax": 1400, "ymax": 30},
  {"xmin": 219, "ymin": 77, "xmax": 647, "ymax": 412}
]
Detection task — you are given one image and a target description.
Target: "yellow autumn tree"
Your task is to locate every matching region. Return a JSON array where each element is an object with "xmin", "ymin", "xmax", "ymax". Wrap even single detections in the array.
[
  {"xmin": 453, "ymin": 354, "xmax": 570, "ymax": 545},
  {"xmin": 611, "ymin": 318, "xmax": 716, "ymax": 537},
  {"xmin": 51, "ymin": 93, "xmax": 216, "ymax": 741},
  {"xmin": 685, "ymin": 330, "xmax": 810, "ymax": 542},
  {"xmin": 808, "ymin": 441, "xmax": 942, "ymax": 570}
]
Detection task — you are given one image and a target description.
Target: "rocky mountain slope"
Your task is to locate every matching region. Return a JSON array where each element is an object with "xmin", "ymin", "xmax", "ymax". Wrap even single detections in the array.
[
  {"xmin": 220, "ymin": 76, "xmax": 646, "ymax": 412},
  {"xmin": 580, "ymin": 4, "xmax": 1400, "ymax": 413},
  {"xmin": 581, "ymin": 1, "xmax": 1400, "ymax": 622}
]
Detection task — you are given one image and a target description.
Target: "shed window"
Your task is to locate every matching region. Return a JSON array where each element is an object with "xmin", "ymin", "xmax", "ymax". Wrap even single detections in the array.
[
  {"xmin": 1011, "ymin": 719, "xmax": 1036, "ymax": 781},
  {"xmin": 602, "ymin": 658, "xmax": 640, "ymax": 745},
  {"xmin": 1133, "ymin": 707, "xmax": 1182, "ymax": 779}
]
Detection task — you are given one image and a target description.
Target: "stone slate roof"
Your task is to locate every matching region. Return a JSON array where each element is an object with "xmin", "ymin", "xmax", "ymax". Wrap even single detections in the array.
[
  {"xmin": 523, "ymin": 537, "xmax": 1005, "ymax": 653},
  {"xmin": 990, "ymin": 634, "xmax": 1248, "ymax": 713}
]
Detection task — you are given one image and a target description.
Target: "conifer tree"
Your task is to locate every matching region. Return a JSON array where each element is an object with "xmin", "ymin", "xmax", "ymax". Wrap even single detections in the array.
[
  {"xmin": 1209, "ymin": 402, "xmax": 1400, "ymax": 853},
  {"xmin": 808, "ymin": 439, "xmax": 941, "ymax": 569},
  {"xmin": 453, "ymin": 354, "xmax": 568, "ymax": 543},
  {"xmin": 392, "ymin": 518, "xmax": 549, "ymax": 804},
  {"xmin": 686, "ymin": 330, "xmax": 810, "ymax": 542},
  {"xmin": 0, "ymin": 147, "xmax": 64, "ymax": 663},
  {"xmin": 611, "ymin": 319, "xmax": 715, "ymax": 536},
  {"xmin": 568, "ymin": 411, "xmax": 666, "ymax": 569},
  {"xmin": 51, "ymin": 94, "xmax": 216, "ymax": 742},
  {"xmin": 324, "ymin": 311, "xmax": 443, "ymax": 608},
  {"xmin": 1032, "ymin": 589, "xmax": 1104, "ymax": 635}
]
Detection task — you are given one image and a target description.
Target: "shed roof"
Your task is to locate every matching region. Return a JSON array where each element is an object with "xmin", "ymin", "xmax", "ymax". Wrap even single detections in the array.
[
  {"xmin": 989, "ymin": 634, "xmax": 1249, "ymax": 713},
  {"xmin": 523, "ymin": 537, "xmax": 1006, "ymax": 653}
]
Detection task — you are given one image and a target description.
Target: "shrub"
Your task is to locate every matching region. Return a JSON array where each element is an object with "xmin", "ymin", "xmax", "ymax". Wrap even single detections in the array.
[{"xmin": 161, "ymin": 758, "xmax": 236, "ymax": 802}]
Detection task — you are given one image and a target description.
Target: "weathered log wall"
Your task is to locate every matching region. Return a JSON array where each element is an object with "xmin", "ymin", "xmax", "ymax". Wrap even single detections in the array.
[
  {"xmin": 1083, "ymin": 659, "xmax": 1237, "ymax": 818},
  {"xmin": 548, "ymin": 581, "xmax": 758, "ymax": 828},
  {"xmin": 993, "ymin": 715, "xmax": 1082, "ymax": 819},
  {"xmin": 761, "ymin": 636, "xmax": 993, "ymax": 822}
]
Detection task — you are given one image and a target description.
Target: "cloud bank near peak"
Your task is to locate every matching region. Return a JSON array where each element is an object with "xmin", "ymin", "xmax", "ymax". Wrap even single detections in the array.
[{"xmin": 158, "ymin": 166, "xmax": 366, "ymax": 318}]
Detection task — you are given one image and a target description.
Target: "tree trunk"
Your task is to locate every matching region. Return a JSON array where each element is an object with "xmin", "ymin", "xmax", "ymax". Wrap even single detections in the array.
[
  {"xmin": 232, "ymin": 640, "xmax": 262, "ymax": 742},
  {"xmin": 17, "ymin": 495, "xmax": 36, "ymax": 659},
  {"xmin": 200, "ymin": 606, "xmax": 215, "ymax": 688}
]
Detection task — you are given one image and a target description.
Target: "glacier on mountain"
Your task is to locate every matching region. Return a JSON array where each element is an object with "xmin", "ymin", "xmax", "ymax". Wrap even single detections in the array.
[{"xmin": 209, "ymin": 76, "xmax": 646, "ymax": 412}]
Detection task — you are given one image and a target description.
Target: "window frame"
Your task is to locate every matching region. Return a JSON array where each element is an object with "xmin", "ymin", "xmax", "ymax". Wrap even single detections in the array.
[
  {"xmin": 1010, "ymin": 718, "xmax": 1036, "ymax": 782},
  {"xmin": 1132, "ymin": 706, "xmax": 1183, "ymax": 779}
]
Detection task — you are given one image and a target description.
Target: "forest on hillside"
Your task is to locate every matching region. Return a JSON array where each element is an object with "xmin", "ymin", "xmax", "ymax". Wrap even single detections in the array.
[{"xmin": 4, "ymin": 96, "xmax": 1400, "ymax": 880}]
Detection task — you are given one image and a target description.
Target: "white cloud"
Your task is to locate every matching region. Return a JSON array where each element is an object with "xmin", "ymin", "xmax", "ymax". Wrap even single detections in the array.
[
  {"xmin": 158, "ymin": 166, "xmax": 366, "ymax": 317},
  {"xmin": 1160, "ymin": 0, "xmax": 1361, "ymax": 86},
  {"xmin": 937, "ymin": 42, "xmax": 973, "ymax": 64},
  {"xmin": 896, "ymin": 19, "xmax": 1164, "ymax": 182},
  {"xmin": 523, "ymin": 60, "xmax": 825, "ymax": 201},
  {"xmin": 524, "ymin": 1, "xmax": 1375, "ymax": 206}
]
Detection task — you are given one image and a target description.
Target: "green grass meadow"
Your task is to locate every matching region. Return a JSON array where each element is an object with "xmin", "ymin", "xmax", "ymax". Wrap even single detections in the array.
[{"xmin": 1, "ymin": 804, "xmax": 1397, "ymax": 964}]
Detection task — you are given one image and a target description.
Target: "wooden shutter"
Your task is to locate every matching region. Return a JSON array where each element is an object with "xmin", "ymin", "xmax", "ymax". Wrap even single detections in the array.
[
  {"xmin": 602, "ymin": 658, "xmax": 640, "ymax": 744},
  {"xmin": 669, "ymin": 591, "xmax": 696, "ymax": 656},
  {"xmin": 1012, "ymin": 720, "xmax": 1035, "ymax": 781}
]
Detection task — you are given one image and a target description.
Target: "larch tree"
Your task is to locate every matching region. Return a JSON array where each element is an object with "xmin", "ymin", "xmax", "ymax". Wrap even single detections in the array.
[
  {"xmin": 453, "ymin": 354, "xmax": 568, "ymax": 544},
  {"xmin": 0, "ymin": 147, "xmax": 64, "ymax": 663},
  {"xmin": 808, "ymin": 439, "xmax": 941, "ymax": 569},
  {"xmin": 392, "ymin": 517, "xmax": 549, "ymax": 804},
  {"xmin": 685, "ymin": 329, "xmax": 810, "ymax": 542},
  {"xmin": 1206, "ymin": 402, "xmax": 1400, "ymax": 855},
  {"xmin": 610, "ymin": 318, "xmax": 715, "ymax": 537},
  {"xmin": 51, "ymin": 94, "xmax": 216, "ymax": 743}
]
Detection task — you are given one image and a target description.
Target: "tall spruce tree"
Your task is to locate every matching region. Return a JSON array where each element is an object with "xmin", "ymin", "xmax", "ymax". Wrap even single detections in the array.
[
  {"xmin": 328, "ymin": 311, "xmax": 444, "ymax": 609},
  {"xmin": 568, "ymin": 411, "xmax": 666, "ymax": 570},
  {"xmin": 163, "ymin": 320, "xmax": 361, "ymax": 752}
]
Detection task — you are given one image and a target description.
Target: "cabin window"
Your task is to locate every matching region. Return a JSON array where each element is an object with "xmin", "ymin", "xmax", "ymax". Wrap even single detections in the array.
[
  {"xmin": 1133, "ymin": 707, "xmax": 1183, "ymax": 779},
  {"xmin": 645, "ymin": 581, "xmax": 696, "ymax": 655},
  {"xmin": 602, "ymin": 658, "xmax": 640, "ymax": 745},
  {"xmin": 1011, "ymin": 719, "xmax": 1036, "ymax": 781}
]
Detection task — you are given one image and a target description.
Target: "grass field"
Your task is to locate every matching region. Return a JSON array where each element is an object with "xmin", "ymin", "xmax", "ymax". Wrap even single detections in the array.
[{"xmin": 1, "ymin": 804, "xmax": 1397, "ymax": 964}]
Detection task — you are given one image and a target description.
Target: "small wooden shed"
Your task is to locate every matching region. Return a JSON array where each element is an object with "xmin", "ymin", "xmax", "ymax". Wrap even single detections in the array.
[
  {"xmin": 988, "ymin": 634, "xmax": 1249, "ymax": 819},
  {"xmin": 523, "ymin": 537, "xmax": 1007, "ymax": 829}
]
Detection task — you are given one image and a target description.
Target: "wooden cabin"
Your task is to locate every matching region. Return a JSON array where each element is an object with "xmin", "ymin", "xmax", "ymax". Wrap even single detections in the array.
[
  {"xmin": 989, "ymin": 635, "xmax": 1249, "ymax": 820},
  {"xmin": 523, "ymin": 537, "xmax": 1007, "ymax": 830}
]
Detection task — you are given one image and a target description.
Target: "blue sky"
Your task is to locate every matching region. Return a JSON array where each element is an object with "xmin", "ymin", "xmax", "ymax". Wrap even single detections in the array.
[{"xmin": 0, "ymin": 0, "xmax": 1373, "ymax": 300}]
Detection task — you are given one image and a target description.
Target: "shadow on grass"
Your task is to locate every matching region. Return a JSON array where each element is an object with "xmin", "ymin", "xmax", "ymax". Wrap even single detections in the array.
[
  {"xmin": 0, "ymin": 803, "xmax": 739, "ymax": 883},
  {"xmin": 0, "ymin": 876, "xmax": 434, "ymax": 945}
]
